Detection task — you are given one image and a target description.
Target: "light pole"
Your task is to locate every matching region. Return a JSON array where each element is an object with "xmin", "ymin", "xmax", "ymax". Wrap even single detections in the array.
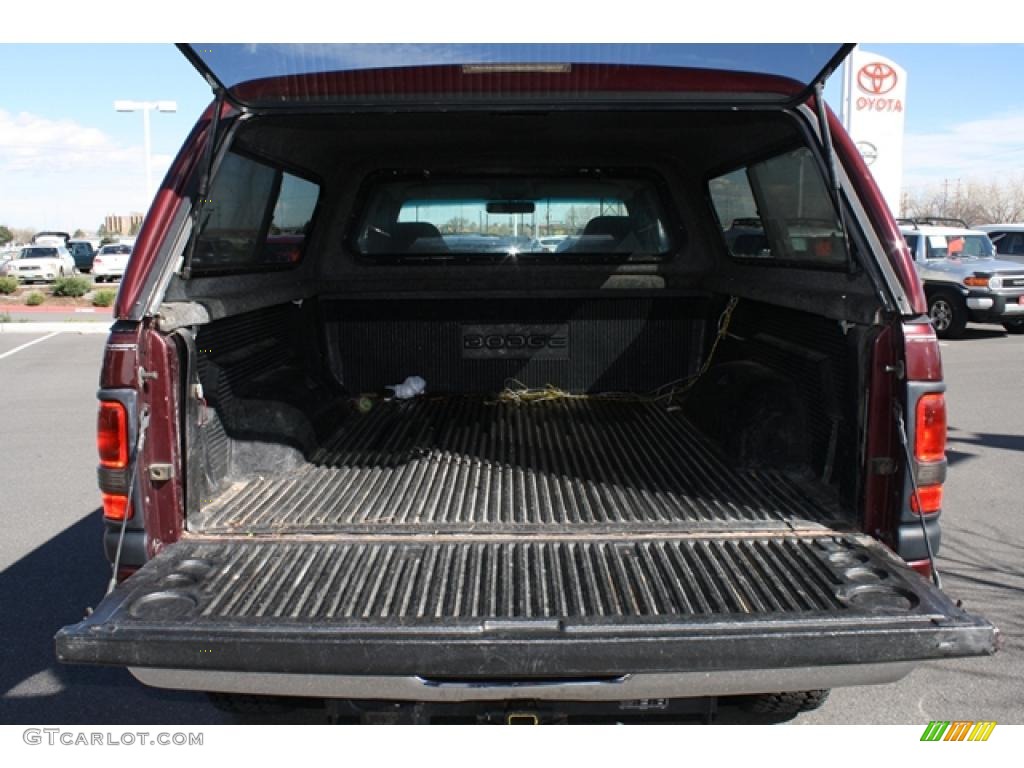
[{"xmin": 114, "ymin": 100, "xmax": 177, "ymax": 204}]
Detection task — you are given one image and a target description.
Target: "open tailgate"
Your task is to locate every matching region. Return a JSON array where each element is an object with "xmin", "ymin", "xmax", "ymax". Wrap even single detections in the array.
[{"xmin": 57, "ymin": 532, "xmax": 996, "ymax": 678}]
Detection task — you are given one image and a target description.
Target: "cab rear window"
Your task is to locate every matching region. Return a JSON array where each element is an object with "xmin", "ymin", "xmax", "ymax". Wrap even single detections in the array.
[
  {"xmin": 709, "ymin": 147, "xmax": 849, "ymax": 268},
  {"xmin": 191, "ymin": 150, "xmax": 320, "ymax": 275},
  {"xmin": 352, "ymin": 174, "xmax": 674, "ymax": 263}
]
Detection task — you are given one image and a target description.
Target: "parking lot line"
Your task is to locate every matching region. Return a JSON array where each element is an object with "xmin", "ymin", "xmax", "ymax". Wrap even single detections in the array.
[{"xmin": 0, "ymin": 331, "xmax": 62, "ymax": 360}]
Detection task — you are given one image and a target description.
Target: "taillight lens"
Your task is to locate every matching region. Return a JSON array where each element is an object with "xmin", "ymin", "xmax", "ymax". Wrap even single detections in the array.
[
  {"xmin": 101, "ymin": 492, "xmax": 132, "ymax": 521},
  {"xmin": 914, "ymin": 393, "xmax": 947, "ymax": 462},
  {"xmin": 905, "ymin": 559, "xmax": 933, "ymax": 579},
  {"xmin": 98, "ymin": 401, "xmax": 132, "ymax": 521},
  {"xmin": 97, "ymin": 401, "xmax": 128, "ymax": 468},
  {"xmin": 910, "ymin": 485, "xmax": 943, "ymax": 515}
]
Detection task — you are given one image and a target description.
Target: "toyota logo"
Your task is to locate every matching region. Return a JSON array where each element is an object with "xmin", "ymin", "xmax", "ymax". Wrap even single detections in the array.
[{"xmin": 857, "ymin": 62, "xmax": 898, "ymax": 95}]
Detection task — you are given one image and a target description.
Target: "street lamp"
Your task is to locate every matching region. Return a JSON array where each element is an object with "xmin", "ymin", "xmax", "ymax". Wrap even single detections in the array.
[{"xmin": 114, "ymin": 100, "xmax": 177, "ymax": 203}]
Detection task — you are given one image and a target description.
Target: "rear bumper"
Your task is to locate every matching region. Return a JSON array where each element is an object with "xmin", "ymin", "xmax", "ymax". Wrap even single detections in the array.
[
  {"xmin": 57, "ymin": 604, "xmax": 997, "ymax": 678},
  {"xmin": 131, "ymin": 662, "xmax": 917, "ymax": 702}
]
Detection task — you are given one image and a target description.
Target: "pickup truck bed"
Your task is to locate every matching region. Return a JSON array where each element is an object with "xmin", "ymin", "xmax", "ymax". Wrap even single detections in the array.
[
  {"xmin": 60, "ymin": 384, "xmax": 993, "ymax": 686},
  {"xmin": 193, "ymin": 397, "xmax": 841, "ymax": 535}
]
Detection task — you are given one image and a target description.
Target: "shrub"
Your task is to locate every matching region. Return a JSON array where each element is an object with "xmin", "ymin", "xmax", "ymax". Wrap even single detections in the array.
[
  {"xmin": 0, "ymin": 276, "xmax": 18, "ymax": 294},
  {"xmin": 0, "ymin": 311, "xmax": 11, "ymax": 323},
  {"xmin": 52, "ymin": 276, "xmax": 92, "ymax": 297},
  {"xmin": 91, "ymin": 289, "xmax": 116, "ymax": 307},
  {"xmin": 25, "ymin": 292, "xmax": 44, "ymax": 306}
]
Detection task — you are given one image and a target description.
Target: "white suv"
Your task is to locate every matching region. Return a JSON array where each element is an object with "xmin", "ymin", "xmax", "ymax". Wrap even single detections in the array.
[{"xmin": 0, "ymin": 245, "xmax": 77, "ymax": 283}]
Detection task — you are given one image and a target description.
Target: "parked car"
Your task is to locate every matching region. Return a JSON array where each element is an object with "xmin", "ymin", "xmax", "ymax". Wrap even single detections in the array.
[
  {"xmin": 56, "ymin": 44, "xmax": 997, "ymax": 724},
  {"xmin": 975, "ymin": 224, "xmax": 1024, "ymax": 264},
  {"xmin": 90, "ymin": 243, "xmax": 132, "ymax": 282},
  {"xmin": 0, "ymin": 247, "xmax": 20, "ymax": 268},
  {"xmin": 68, "ymin": 240, "xmax": 97, "ymax": 273},
  {"xmin": 898, "ymin": 218, "xmax": 1024, "ymax": 337},
  {"xmin": 722, "ymin": 217, "xmax": 771, "ymax": 257},
  {"xmin": 1, "ymin": 245, "xmax": 76, "ymax": 283}
]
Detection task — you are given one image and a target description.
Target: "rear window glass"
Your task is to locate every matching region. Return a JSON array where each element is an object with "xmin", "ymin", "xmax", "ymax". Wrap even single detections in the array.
[
  {"xmin": 22, "ymin": 248, "xmax": 57, "ymax": 258},
  {"xmin": 352, "ymin": 175, "xmax": 673, "ymax": 262},
  {"xmin": 191, "ymin": 151, "xmax": 320, "ymax": 274},
  {"xmin": 709, "ymin": 147, "xmax": 849, "ymax": 267}
]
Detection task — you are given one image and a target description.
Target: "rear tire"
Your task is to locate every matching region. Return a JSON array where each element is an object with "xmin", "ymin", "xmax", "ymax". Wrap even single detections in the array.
[
  {"xmin": 733, "ymin": 690, "xmax": 831, "ymax": 721},
  {"xmin": 1003, "ymin": 319, "xmax": 1024, "ymax": 334},
  {"xmin": 928, "ymin": 291, "xmax": 967, "ymax": 339}
]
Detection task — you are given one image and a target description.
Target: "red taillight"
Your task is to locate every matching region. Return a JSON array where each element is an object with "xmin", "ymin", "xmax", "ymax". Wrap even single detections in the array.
[
  {"xmin": 914, "ymin": 393, "xmax": 947, "ymax": 463},
  {"xmin": 903, "ymin": 323, "xmax": 943, "ymax": 381},
  {"xmin": 910, "ymin": 484, "xmax": 943, "ymax": 515},
  {"xmin": 101, "ymin": 491, "xmax": 132, "ymax": 521},
  {"xmin": 97, "ymin": 401, "xmax": 128, "ymax": 468}
]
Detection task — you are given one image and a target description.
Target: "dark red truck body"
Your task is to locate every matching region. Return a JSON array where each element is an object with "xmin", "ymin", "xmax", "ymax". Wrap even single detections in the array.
[{"xmin": 60, "ymin": 47, "xmax": 996, "ymax": 721}]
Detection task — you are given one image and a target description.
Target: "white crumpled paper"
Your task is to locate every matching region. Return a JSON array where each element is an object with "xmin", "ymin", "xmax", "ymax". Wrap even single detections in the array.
[{"xmin": 386, "ymin": 375, "xmax": 426, "ymax": 400}]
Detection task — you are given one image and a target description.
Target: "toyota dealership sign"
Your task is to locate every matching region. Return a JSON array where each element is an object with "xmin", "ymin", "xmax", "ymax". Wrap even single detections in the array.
[{"xmin": 841, "ymin": 48, "xmax": 907, "ymax": 215}]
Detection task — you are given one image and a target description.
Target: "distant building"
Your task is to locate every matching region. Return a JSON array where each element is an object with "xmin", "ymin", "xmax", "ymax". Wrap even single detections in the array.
[{"xmin": 104, "ymin": 213, "xmax": 144, "ymax": 236}]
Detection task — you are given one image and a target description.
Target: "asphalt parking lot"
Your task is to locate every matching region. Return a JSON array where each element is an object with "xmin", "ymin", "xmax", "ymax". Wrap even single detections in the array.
[{"xmin": 0, "ymin": 325, "xmax": 1020, "ymax": 725}]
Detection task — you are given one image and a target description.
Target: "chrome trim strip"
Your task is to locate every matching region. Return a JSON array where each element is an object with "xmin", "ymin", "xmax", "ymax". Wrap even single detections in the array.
[{"xmin": 131, "ymin": 662, "xmax": 916, "ymax": 702}]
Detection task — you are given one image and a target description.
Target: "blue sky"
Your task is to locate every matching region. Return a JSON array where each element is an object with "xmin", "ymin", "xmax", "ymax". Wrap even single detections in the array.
[
  {"xmin": 2, "ymin": 43, "xmax": 1023, "ymax": 230},
  {"xmin": 0, "ymin": 45, "xmax": 209, "ymax": 230}
]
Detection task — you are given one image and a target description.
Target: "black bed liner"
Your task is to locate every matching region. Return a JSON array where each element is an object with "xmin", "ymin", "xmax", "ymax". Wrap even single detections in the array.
[
  {"xmin": 194, "ymin": 397, "xmax": 843, "ymax": 535},
  {"xmin": 56, "ymin": 531, "xmax": 996, "ymax": 675},
  {"xmin": 61, "ymin": 398, "xmax": 997, "ymax": 678}
]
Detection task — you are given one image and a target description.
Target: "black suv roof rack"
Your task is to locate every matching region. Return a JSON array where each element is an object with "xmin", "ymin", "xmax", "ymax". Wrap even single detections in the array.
[{"xmin": 896, "ymin": 217, "xmax": 969, "ymax": 230}]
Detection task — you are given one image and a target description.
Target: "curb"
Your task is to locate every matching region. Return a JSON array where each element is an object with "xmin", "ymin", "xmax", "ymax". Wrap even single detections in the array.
[
  {"xmin": 0, "ymin": 305, "xmax": 114, "ymax": 314},
  {"xmin": 0, "ymin": 322, "xmax": 111, "ymax": 334}
]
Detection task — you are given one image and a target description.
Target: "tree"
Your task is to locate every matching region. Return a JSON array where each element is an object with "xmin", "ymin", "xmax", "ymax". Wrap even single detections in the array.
[
  {"xmin": 441, "ymin": 216, "xmax": 474, "ymax": 234},
  {"xmin": 903, "ymin": 176, "xmax": 1024, "ymax": 227},
  {"xmin": 0, "ymin": 225, "xmax": 12, "ymax": 246},
  {"xmin": 97, "ymin": 224, "xmax": 116, "ymax": 245},
  {"xmin": 11, "ymin": 227, "xmax": 36, "ymax": 245},
  {"xmin": 73, "ymin": 228, "xmax": 87, "ymax": 239}
]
